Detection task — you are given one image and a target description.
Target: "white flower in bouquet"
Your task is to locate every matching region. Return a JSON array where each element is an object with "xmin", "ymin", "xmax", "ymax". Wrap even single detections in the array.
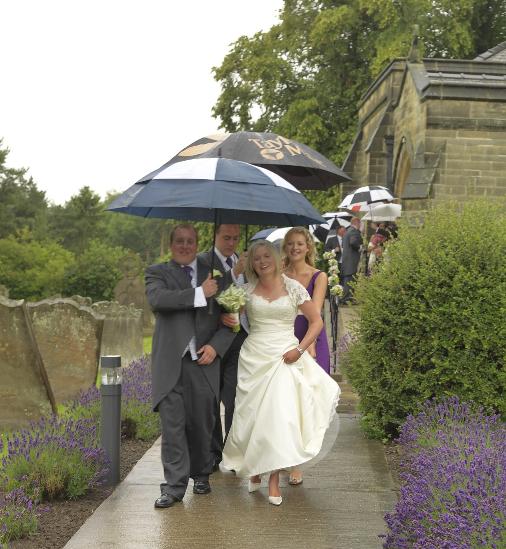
[
  {"xmin": 328, "ymin": 274, "xmax": 340, "ymax": 286},
  {"xmin": 328, "ymin": 258, "xmax": 338, "ymax": 266},
  {"xmin": 329, "ymin": 263, "xmax": 339, "ymax": 275},
  {"xmin": 322, "ymin": 250, "xmax": 336, "ymax": 261},
  {"xmin": 212, "ymin": 269, "xmax": 223, "ymax": 278},
  {"xmin": 329, "ymin": 284, "xmax": 344, "ymax": 297},
  {"xmin": 216, "ymin": 284, "xmax": 247, "ymax": 333}
]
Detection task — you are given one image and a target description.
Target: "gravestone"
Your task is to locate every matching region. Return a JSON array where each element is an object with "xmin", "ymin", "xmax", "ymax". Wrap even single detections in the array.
[
  {"xmin": 114, "ymin": 253, "xmax": 153, "ymax": 334},
  {"xmin": 28, "ymin": 298, "xmax": 104, "ymax": 404},
  {"xmin": 0, "ymin": 297, "xmax": 52, "ymax": 430},
  {"xmin": 92, "ymin": 301, "xmax": 143, "ymax": 367}
]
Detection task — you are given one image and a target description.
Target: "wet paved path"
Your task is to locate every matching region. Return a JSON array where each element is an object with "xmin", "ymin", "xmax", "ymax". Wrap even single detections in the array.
[{"xmin": 65, "ymin": 306, "xmax": 397, "ymax": 549}]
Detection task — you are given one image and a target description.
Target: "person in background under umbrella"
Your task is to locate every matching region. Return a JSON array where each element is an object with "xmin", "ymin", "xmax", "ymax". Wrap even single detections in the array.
[
  {"xmin": 367, "ymin": 228, "xmax": 389, "ymax": 274},
  {"xmin": 198, "ymin": 224, "xmax": 248, "ymax": 469},
  {"xmin": 340, "ymin": 217, "xmax": 363, "ymax": 305}
]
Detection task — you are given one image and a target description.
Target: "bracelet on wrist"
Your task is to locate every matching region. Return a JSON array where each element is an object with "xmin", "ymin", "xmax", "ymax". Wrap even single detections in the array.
[{"xmin": 296, "ymin": 345, "xmax": 305, "ymax": 355}]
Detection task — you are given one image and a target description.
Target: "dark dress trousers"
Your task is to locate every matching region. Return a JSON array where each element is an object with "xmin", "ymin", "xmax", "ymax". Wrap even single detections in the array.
[
  {"xmin": 198, "ymin": 250, "xmax": 248, "ymax": 461},
  {"xmin": 340, "ymin": 226, "xmax": 362, "ymax": 303},
  {"xmin": 145, "ymin": 258, "xmax": 235, "ymax": 499}
]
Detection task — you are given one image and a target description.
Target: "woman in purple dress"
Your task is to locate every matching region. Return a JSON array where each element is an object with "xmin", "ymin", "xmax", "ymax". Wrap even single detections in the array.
[{"xmin": 282, "ymin": 227, "xmax": 331, "ymax": 485}]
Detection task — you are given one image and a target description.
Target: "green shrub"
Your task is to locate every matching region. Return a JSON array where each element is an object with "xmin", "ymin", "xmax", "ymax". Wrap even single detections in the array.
[
  {"xmin": 342, "ymin": 200, "xmax": 506, "ymax": 439},
  {"xmin": 62, "ymin": 239, "xmax": 127, "ymax": 302},
  {"xmin": 0, "ymin": 232, "xmax": 74, "ymax": 300}
]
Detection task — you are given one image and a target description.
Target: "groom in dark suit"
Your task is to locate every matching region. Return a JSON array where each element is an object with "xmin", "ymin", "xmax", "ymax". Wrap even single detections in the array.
[
  {"xmin": 198, "ymin": 224, "xmax": 248, "ymax": 466},
  {"xmin": 145, "ymin": 223, "xmax": 235, "ymax": 508}
]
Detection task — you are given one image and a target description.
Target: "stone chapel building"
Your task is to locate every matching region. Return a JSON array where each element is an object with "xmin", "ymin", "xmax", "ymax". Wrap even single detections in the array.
[{"xmin": 342, "ymin": 41, "xmax": 506, "ymax": 224}]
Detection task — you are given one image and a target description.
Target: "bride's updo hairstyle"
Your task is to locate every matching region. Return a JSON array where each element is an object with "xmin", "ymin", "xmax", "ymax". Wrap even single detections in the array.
[
  {"xmin": 282, "ymin": 227, "xmax": 316, "ymax": 267},
  {"xmin": 245, "ymin": 240, "xmax": 282, "ymax": 282}
]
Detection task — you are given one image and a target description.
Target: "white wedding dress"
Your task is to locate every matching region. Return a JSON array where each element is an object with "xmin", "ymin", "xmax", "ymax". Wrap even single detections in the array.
[{"xmin": 222, "ymin": 274, "xmax": 341, "ymax": 477}]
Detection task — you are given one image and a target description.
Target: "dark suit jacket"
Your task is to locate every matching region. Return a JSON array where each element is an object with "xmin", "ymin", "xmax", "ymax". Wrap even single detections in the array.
[
  {"xmin": 145, "ymin": 257, "xmax": 235, "ymax": 411},
  {"xmin": 197, "ymin": 249, "xmax": 237, "ymax": 287},
  {"xmin": 341, "ymin": 226, "xmax": 362, "ymax": 276}
]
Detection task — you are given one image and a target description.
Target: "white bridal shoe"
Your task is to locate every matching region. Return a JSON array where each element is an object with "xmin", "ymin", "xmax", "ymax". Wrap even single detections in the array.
[
  {"xmin": 248, "ymin": 479, "xmax": 261, "ymax": 493},
  {"xmin": 268, "ymin": 495, "xmax": 283, "ymax": 506}
]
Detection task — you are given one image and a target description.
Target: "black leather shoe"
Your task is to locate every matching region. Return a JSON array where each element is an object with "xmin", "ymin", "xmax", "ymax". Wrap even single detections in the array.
[
  {"xmin": 193, "ymin": 480, "xmax": 211, "ymax": 494},
  {"xmin": 154, "ymin": 493, "xmax": 181, "ymax": 508}
]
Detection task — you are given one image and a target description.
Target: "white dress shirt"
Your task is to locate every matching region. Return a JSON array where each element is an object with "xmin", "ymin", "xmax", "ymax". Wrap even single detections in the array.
[{"xmin": 181, "ymin": 258, "xmax": 206, "ymax": 360}]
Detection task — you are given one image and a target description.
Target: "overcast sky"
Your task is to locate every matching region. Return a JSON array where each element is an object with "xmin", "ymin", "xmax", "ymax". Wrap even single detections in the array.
[{"xmin": 1, "ymin": 0, "xmax": 283, "ymax": 205}]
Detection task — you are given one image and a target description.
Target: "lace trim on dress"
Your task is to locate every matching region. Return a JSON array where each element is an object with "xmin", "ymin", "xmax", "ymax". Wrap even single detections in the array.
[{"xmin": 282, "ymin": 274, "xmax": 311, "ymax": 307}]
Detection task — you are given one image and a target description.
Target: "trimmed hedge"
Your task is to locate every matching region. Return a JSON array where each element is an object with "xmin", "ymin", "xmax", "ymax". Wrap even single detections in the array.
[{"xmin": 343, "ymin": 200, "xmax": 506, "ymax": 439}]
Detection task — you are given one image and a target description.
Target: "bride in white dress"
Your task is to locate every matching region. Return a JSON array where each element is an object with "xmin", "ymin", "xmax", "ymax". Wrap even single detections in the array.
[{"xmin": 222, "ymin": 240, "xmax": 341, "ymax": 506}]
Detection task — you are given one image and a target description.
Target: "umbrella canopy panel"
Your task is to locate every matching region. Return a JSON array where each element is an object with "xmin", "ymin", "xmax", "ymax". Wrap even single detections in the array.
[
  {"xmin": 339, "ymin": 185, "xmax": 394, "ymax": 212},
  {"xmin": 361, "ymin": 203, "xmax": 402, "ymax": 221},
  {"xmin": 153, "ymin": 132, "xmax": 351, "ymax": 190},
  {"xmin": 108, "ymin": 158, "xmax": 326, "ymax": 226}
]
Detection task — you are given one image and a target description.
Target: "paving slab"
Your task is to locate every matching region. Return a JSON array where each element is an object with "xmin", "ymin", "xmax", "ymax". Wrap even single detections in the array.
[{"xmin": 65, "ymin": 414, "xmax": 397, "ymax": 549}]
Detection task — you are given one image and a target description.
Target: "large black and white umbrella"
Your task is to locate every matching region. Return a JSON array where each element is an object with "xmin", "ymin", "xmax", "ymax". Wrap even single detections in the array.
[
  {"xmin": 155, "ymin": 132, "xmax": 351, "ymax": 191},
  {"xmin": 107, "ymin": 157, "xmax": 325, "ymax": 226},
  {"xmin": 339, "ymin": 185, "xmax": 394, "ymax": 212}
]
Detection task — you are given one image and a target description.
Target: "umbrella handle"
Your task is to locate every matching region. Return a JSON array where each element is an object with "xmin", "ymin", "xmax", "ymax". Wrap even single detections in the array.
[{"xmin": 208, "ymin": 211, "xmax": 219, "ymax": 315}]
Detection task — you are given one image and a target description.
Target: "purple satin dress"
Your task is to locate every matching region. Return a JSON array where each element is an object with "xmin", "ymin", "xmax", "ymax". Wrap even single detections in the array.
[{"xmin": 294, "ymin": 271, "xmax": 331, "ymax": 374}]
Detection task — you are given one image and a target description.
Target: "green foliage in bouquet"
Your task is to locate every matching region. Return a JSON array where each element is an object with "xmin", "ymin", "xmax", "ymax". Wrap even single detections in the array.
[{"xmin": 342, "ymin": 200, "xmax": 506, "ymax": 439}]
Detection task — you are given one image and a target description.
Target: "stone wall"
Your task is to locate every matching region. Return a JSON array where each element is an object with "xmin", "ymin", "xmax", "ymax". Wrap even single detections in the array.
[
  {"xmin": 92, "ymin": 301, "xmax": 144, "ymax": 367},
  {"xmin": 427, "ymin": 100, "xmax": 506, "ymax": 203}
]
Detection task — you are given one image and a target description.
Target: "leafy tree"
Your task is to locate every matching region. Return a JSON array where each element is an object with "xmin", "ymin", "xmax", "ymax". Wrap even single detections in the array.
[
  {"xmin": 102, "ymin": 192, "xmax": 165, "ymax": 264},
  {"xmin": 62, "ymin": 239, "xmax": 128, "ymax": 302},
  {"xmin": 212, "ymin": 0, "xmax": 506, "ymax": 212},
  {"xmin": 0, "ymin": 141, "xmax": 48, "ymax": 239},
  {"xmin": 48, "ymin": 187, "xmax": 104, "ymax": 254},
  {"xmin": 0, "ymin": 231, "xmax": 74, "ymax": 300}
]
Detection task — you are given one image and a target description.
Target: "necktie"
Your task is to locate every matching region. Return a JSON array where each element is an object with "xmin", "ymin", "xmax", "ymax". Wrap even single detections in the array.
[
  {"xmin": 182, "ymin": 265, "xmax": 193, "ymax": 280},
  {"xmin": 225, "ymin": 256, "xmax": 234, "ymax": 269}
]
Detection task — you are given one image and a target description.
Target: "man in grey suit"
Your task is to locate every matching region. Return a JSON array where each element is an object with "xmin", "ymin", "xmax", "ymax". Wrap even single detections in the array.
[
  {"xmin": 341, "ymin": 217, "xmax": 363, "ymax": 305},
  {"xmin": 145, "ymin": 223, "xmax": 235, "ymax": 508},
  {"xmin": 198, "ymin": 224, "xmax": 248, "ymax": 466}
]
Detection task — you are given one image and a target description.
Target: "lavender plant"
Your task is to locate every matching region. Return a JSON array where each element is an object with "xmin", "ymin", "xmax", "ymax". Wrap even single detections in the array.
[
  {"xmin": 383, "ymin": 397, "xmax": 506, "ymax": 548},
  {"xmin": 71, "ymin": 356, "xmax": 160, "ymax": 441},
  {"xmin": 0, "ymin": 415, "xmax": 107, "ymax": 501},
  {"xmin": 0, "ymin": 488, "xmax": 45, "ymax": 544}
]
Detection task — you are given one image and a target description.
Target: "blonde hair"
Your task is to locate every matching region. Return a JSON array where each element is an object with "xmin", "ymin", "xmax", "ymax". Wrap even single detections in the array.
[
  {"xmin": 245, "ymin": 240, "xmax": 282, "ymax": 282},
  {"xmin": 282, "ymin": 227, "xmax": 316, "ymax": 267}
]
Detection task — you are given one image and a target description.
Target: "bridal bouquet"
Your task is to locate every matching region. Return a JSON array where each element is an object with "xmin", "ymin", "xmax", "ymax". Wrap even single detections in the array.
[{"xmin": 216, "ymin": 284, "xmax": 247, "ymax": 332}]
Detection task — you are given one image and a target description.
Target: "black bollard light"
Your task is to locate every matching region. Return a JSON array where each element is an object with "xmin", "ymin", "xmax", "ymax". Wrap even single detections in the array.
[{"xmin": 100, "ymin": 355, "xmax": 122, "ymax": 485}]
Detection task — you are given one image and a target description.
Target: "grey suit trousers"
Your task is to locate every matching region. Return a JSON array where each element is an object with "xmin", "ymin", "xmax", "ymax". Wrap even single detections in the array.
[{"xmin": 158, "ymin": 354, "xmax": 218, "ymax": 499}]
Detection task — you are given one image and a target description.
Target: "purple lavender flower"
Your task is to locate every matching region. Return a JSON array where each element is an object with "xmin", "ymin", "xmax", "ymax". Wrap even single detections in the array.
[{"xmin": 383, "ymin": 397, "xmax": 505, "ymax": 548}]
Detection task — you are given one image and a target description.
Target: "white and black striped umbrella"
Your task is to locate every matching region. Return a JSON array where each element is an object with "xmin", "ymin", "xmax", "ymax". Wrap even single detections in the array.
[
  {"xmin": 323, "ymin": 211, "xmax": 352, "ymax": 228},
  {"xmin": 339, "ymin": 186, "xmax": 394, "ymax": 212},
  {"xmin": 107, "ymin": 158, "xmax": 325, "ymax": 226}
]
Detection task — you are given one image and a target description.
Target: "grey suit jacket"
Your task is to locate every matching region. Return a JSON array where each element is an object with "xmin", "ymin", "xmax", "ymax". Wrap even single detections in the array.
[
  {"xmin": 197, "ymin": 249, "xmax": 237, "ymax": 287},
  {"xmin": 341, "ymin": 226, "xmax": 362, "ymax": 276},
  {"xmin": 145, "ymin": 257, "xmax": 235, "ymax": 411}
]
